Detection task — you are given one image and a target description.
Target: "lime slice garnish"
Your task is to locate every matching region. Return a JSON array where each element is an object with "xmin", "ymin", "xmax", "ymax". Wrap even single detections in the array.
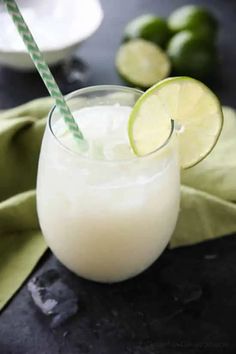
[
  {"xmin": 128, "ymin": 77, "xmax": 223, "ymax": 168},
  {"xmin": 116, "ymin": 39, "xmax": 171, "ymax": 88}
]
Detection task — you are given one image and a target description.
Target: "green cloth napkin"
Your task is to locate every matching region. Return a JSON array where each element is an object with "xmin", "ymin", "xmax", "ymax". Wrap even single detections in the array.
[{"xmin": 0, "ymin": 99, "xmax": 236, "ymax": 311}]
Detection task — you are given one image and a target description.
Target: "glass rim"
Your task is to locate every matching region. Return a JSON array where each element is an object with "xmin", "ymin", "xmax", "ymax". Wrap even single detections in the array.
[{"xmin": 48, "ymin": 85, "xmax": 175, "ymax": 163}]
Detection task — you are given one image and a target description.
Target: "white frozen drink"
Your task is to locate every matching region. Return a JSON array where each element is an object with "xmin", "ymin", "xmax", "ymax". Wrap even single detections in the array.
[{"xmin": 37, "ymin": 87, "xmax": 180, "ymax": 282}]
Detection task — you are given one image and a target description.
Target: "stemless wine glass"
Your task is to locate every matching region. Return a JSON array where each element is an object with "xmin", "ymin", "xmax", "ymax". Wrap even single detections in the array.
[{"xmin": 36, "ymin": 85, "xmax": 180, "ymax": 283}]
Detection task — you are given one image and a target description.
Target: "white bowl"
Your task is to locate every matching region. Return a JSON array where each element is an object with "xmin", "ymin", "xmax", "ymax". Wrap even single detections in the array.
[{"xmin": 0, "ymin": 0, "xmax": 103, "ymax": 70}]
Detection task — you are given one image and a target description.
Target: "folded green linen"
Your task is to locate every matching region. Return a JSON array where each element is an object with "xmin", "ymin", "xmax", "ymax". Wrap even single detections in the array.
[
  {"xmin": 0, "ymin": 98, "xmax": 235, "ymax": 311},
  {"xmin": 172, "ymin": 106, "xmax": 236, "ymax": 247}
]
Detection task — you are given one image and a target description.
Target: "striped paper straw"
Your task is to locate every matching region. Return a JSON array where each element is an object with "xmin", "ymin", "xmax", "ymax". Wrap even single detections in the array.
[{"xmin": 3, "ymin": 0, "xmax": 85, "ymax": 144}]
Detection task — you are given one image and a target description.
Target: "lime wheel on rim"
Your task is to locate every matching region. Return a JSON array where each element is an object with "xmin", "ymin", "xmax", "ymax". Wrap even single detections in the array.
[{"xmin": 128, "ymin": 76, "xmax": 223, "ymax": 168}]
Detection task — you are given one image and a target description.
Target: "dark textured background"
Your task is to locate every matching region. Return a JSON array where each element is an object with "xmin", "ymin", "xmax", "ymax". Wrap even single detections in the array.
[{"xmin": 0, "ymin": 1, "xmax": 236, "ymax": 353}]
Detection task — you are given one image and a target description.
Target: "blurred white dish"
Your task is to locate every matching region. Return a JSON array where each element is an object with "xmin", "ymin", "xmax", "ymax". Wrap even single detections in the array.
[{"xmin": 0, "ymin": 0, "xmax": 103, "ymax": 70}]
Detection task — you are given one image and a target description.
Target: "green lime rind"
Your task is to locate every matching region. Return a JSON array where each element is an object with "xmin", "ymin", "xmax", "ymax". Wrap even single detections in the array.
[
  {"xmin": 128, "ymin": 76, "xmax": 223, "ymax": 169},
  {"xmin": 167, "ymin": 31, "xmax": 218, "ymax": 79},
  {"xmin": 123, "ymin": 14, "xmax": 172, "ymax": 48},
  {"xmin": 168, "ymin": 5, "xmax": 218, "ymax": 41}
]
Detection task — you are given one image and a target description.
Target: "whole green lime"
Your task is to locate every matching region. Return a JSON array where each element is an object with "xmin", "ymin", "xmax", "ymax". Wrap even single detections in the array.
[
  {"xmin": 168, "ymin": 5, "xmax": 218, "ymax": 41},
  {"xmin": 167, "ymin": 31, "xmax": 217, "ymax": 79},
  {"xmin": 123, "ymin": 15, "xmax": 171, "ymax": 48}
]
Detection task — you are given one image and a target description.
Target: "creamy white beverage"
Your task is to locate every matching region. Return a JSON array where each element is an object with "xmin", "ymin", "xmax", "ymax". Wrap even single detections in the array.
[{"xmin": 37, "ymin": 87, "xmax": 180, "ymax": 283}]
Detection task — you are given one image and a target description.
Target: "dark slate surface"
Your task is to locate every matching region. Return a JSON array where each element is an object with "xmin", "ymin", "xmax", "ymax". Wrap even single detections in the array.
[
  {"xmin": 0, "ymin": 0, "xmax": 236, "ymax": 353},
  {"xmin": 1, "ymin": 236, "xmax": 236, "ymax": 354}
]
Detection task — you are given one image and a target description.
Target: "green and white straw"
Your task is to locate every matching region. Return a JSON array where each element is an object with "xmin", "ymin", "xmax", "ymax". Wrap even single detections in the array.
[{"xmin": 3, "ymin": 0, "xmax": 85, "ymax": 144}]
